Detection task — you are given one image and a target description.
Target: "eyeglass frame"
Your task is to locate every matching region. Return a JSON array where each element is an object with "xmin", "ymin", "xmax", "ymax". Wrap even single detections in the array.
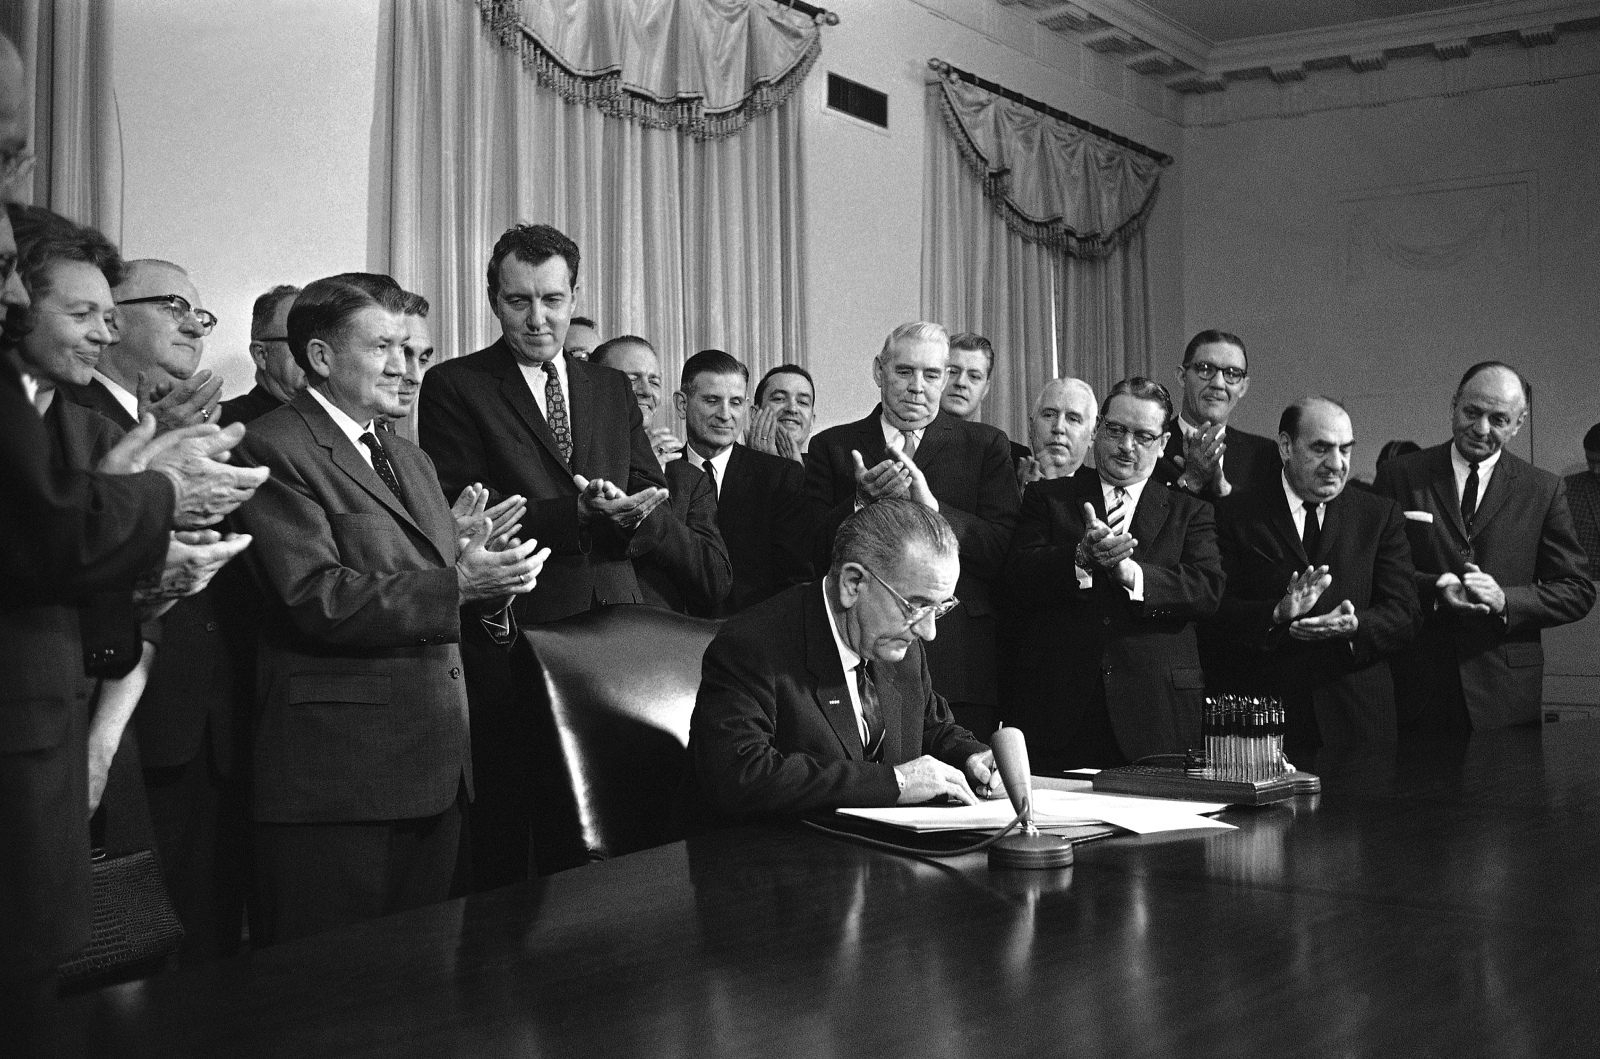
[
  {"xmin": 859, "ymin": 564, "xmax": 959, "ymax": 627},
  {"xmin": 1185, "ymin": 360, "xmax": 1248, "ymax": 386},
  {"xmin": 1097, "ymin": 419, "xmax": 1167, "ymax": 450},
  {"xmin": 114, "ymin": 294, "xmax": 219, "ymax": 335}
]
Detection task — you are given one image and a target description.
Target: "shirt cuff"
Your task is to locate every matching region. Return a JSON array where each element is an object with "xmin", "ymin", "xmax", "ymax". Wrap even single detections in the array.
[{"xmin": 1123, "ymin": 560, "xmax": 1145, "ymax": 601}]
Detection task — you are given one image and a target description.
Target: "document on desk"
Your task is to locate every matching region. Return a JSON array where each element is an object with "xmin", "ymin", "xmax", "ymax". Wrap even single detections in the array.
[{"xmin": 836, "ymin": 788, "xmax": 1236, "ymax": 835}]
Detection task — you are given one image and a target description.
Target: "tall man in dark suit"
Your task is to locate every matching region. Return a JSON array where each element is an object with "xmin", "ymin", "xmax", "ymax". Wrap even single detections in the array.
[
  {"xmin": 1003, "ymin": 378, "xmax": 1224, "ymax": 769},
  {"xmin": 1156, "ymin": 329, "xmax": 1279, "ymax": 501},
  {"xmin": 1374, "ymin": 362, "xmax": 1594, "ymax": 733},
  {"xmin": 806, "ymin": 322, "xmax": 1019, "ymax": 738},
  {"xmin": 417, "ymin": 224, "xmax": 671, "ymax": 887},
  {"xmin": 1566, "ymin": 422, "xmax": 1600, "ymax": 578},
  {"xmin": 592, "ymin": 338, "xmax": 729, "ymax": 615},
  {"xmin": 219, "ymin": 284, "xmax": 304, "ymax": 427},
  {"xmin": 1207, "ymin": 397, "xmax": 1422, "ymax": 756},
  {"xmin": 232, "ymin": 273, "xmax": 548, "ymax": 944},
  {"xmin": 674, "ymin": 348, "xmax": 812, "ymax": 615},
  {"xmin": 1015, "ymin": 376, "xmax": 1097, "ymax": 489},
  {"xmin": 692, "ymin": 499, "xmax": 1000, "ymax": 817}
]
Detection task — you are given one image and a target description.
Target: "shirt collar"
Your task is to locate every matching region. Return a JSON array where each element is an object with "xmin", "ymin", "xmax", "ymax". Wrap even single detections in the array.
[
  {"xmin": 1098, "ymin": 473, "xmax": 1151, "ymax": 507},
  {"xmin": 307, "ymin": 387, "xmax": 374, "ymax": 448},
  {"xmin": 1280, "ymin": 470, "xmax": 1319, "ymax": 515},
  {"xmin": 880, "ymin": 414, "xmax": 928, "ymax": 451},
  {"xmin": 518, "ymin": 350, "xmax": 567, "ymax": 393},
  {"xmin": 684, "ymin": 443, "xmax": 734, "ymax": 479},
  {"xmin": 92, "ymin": 370, "xmax": 139, "ymax": 421},
  {"xmin": 822, "ymin": 575, "xmax": 862, "ymax": 677},
  {"xmin": 1451, "ymin": 444, "xmax": 1502, "ymax": 475}
]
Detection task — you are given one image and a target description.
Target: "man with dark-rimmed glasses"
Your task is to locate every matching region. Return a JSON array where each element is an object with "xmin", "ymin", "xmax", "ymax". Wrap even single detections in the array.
[
  {"xmin": 1003, "ymin": 377, "xmax": 1225, "ymax": 770},
  {"xmin": 692, "ymin": 498, "xmax": 1004, "ymax": 818},
  {"xmin": 1156, "ymin": 328, "xmax": 1280, "ymax": 501}
]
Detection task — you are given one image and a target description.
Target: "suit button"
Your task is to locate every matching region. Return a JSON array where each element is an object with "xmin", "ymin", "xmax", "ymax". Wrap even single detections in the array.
[
  {"xmin": 1102, "ymin": 666, "xmax": 1113, "ymax": 675},
  {"xmin": 205, "ymin": 622, "xmax": 218, "ymax": 632},
  {"xmin": 1102, "ymin": 616, "xmax": 1112, "ymax": 625},
  {"xmin": 450, "ymin": 667, "xmax": 461, "ymax": 679}
]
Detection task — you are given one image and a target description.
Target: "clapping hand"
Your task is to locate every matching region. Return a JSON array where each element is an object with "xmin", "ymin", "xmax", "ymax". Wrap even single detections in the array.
[
  {"xmin": 100, "ymin": 416, "xmax": 271, "ymax": 528},
  {"xmin": 133, "ymin": 530, "xmax": 254, "ymax": 618},
  {"xmin": 1273, "ymin": 565, "xmax": 1332, "ymax": 624},
  {"xmin": 452, "ymin": 484, "xmax": 527, "ymax": 551},
  {"xmin": 647, "ymin": 427, "xmax": 684, "ymax": 465},
  {"xmin": 1077, "ymin": 502, "xmax": 1136, "ymax": 570},
  {"xmin": 574, "ymin": 475, "xmax": 669, "ymax": 531},
  {"xmin": 1181, "ymin": 422, "xmax": 1229, "ymax": 496},
  {"xmin": 888, "ymin": 447, "xmax": 938, "ymax": 511},
  {"xmin": 1015, "ymin": 455, "xmax": 1042, "ymax": 490},
  {"xmin": 137, "ymin": 369, "xmax": 225, "ymax": 431},
  {"xmin": 1461, "ymin": 562, "xmax": 1506, "ymax": 615},
  {"xmin": 1437, "ymin": 572, "xmax": 1493, "ymax": 616},
  {"xmin": 455, "ymin": 515, "xmax": 549, "ymax": 605},
  {"xmin": 1289, "ymin": 598, "xmax": 1359, "ymax": 641},
  {"xmin": 852, "ymin": 449, "xmax": 910, "ymax": 504}
]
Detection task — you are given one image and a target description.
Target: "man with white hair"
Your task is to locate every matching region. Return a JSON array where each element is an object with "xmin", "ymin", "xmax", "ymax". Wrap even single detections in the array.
[
  {"xmin": 805, "ymin": 322, "xmax": 1019, "ymax": 737},
  {"xmin": 1017, "ymin": 377, "xmax": 1098, "ymax": 487}
]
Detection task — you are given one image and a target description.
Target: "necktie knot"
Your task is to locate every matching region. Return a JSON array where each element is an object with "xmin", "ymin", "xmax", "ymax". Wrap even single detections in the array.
[
  {"xmin": 901, "ymin": 430, "xmax": 918, "ymax": 460},
  {"xmin": 360, "ymin": 431, "xmax": 406, "ymax": 507},
  {"xmin": 703, "ymin": 459, "xmax": 718, "ymax": 493}
]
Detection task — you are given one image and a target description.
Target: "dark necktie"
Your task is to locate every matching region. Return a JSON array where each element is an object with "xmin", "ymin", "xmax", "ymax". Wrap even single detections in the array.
[
  {"xmin": 359, "ymin": 431, "xmax": 406, "ymax": 506},
  {"xmin": 1461, "ymin": 461, "xmax": 1480, "ymax": 531},
  {"xmin": 1107, "ymin": 488, "xmax": 1130, "ymax": 537},
  {"xmin": 856, "ymin": 661, "xmax": 886, "ymax": 762},
  {"xmin": 901, "ymin": 430, "xmax": 918, "ymax": 462},
  {"xmin": 1301, "ymin": 501, "xmax": 1321, "ymax": 560},
  {"xmin": 703, "ymin": 459, "xmax": 718, "ymax": 496},
  {"xmin": 543, "ymin": 360, "xmax": 573, "ymax": 465}
]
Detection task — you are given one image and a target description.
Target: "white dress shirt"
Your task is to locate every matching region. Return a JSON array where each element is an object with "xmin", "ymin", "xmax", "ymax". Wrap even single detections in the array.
[
  {"xmin": 516, "ymin": 352, "xmax": 569, "ymax": 424},
  {"xmin": 1076, "ymin": 475, "xmax": 1148, "ymax": 600},
  {"xmin": 879, "ymin": 415, "xmax": 926, "ymax": 455},
  {"xmin": 821, "ymin": 577, "xmax": 874, "ymax": 747},
  {"xmin": 1451, "ymin": 445, "xmax": 1502, "ymax": 515},
  {"xmin": 308, "ymin": 388, "xmax": 377, "ymax": 468},
  {"xmin": 683, "ymin": 444, "xmax": 734, "ymax": 499},
  {"xmin": 91, "ymin": 370, "xmax": 138, "ymax": 422},
  {"xmin": 1281, "ymin": 472, "xmax": 1326, "ymax": 539}
]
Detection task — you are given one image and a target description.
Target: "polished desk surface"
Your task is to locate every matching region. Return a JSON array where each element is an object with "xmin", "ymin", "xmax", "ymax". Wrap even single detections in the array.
[{"xmin": 71, "ymin": 723, "xmax": 1600, "ymax": 1058}]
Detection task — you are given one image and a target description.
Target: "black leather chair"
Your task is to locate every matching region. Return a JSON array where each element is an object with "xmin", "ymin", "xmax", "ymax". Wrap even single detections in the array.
[{"xmin": 516, "ymin": 604, "xmax": 722, "ymax": 872}]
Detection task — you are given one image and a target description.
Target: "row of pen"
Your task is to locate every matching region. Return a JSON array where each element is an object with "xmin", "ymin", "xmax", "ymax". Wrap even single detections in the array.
[{"xmin": 1189, "ymin": 695, "xmax": 1292, "ymax": 782}]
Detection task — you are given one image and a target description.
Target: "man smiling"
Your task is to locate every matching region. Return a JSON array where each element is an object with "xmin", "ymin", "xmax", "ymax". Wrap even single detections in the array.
[
  {"xmin": 1207, "ymin": 398, "xmax": 1421, "ymax": 757},
  {"xmin": 1157, "ymin": 329, "xmax": 1279, "ymax": 501}
]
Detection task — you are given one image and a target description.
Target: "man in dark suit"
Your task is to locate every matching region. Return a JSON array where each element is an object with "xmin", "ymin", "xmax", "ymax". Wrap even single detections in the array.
[
  {"xmin": 417, "ymin": 224, "xmax": 671, "ymax": 887},
  {"xmin": 219, "ymin": 284, "xmax": 303, "ymax": 427},
  {"xmin": 1155, "ymin": 329, "xmax": 1279, "ymax": 501},
  {"xmin": 232, "ymin": 273, "xmax": 548, "ymax": 944},
  {"xmin": 746, "ymin": 363, "xmax": 814, "ymax": 464},
  {"xmin": 1207, "ymin": 397, "xmax": 1422, "ymax": 756},
  {"xmin": 1003, "ymin": 377, "xmax": 1224, "ymax": 770},
  {"xmin": 806, "ymin": 322, "xmax": 1019, "ymax": 738},
  {"xmin": 592, "ymin": 339, "xmax": 729, "ymax": 615},
  {"xmin": 692, "ymin": 499, "xmax": 1000, "ymax": 817},
  {"xmin": 1566, "ymin": 422, "xmax": 1600, "ymax": 578},
  {"xmin": 1015, "ymin": 376, "xmax": 1097, "ymax": 489},
  {"xmin": 1374, "ymin": 362, "xmax": 1594, "ymax": 733},
  {"xmin": 672, "ymin": 348, "xmax": 811, "ymax": 615}
]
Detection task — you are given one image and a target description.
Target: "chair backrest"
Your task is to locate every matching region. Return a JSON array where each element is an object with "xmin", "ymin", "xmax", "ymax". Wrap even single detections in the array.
[{"xmin": 518, "ymin": 604, "xmax": 721, "ymax": 869}]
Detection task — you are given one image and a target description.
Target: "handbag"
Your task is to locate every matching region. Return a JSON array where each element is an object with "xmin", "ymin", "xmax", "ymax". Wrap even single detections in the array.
[{"xmin": 58, "ymin": 848, "xmax": 186, "ymax": 986}]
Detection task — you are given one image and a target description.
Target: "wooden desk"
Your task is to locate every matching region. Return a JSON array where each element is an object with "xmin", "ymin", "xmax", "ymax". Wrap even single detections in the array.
[{"xmin": 70, "ymin": 723, "xmax": 1600, "ymax": 1057}]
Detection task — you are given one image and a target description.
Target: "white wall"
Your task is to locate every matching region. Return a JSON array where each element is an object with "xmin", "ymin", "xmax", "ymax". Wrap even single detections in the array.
[
  {"xmin": 112, "ymin": 0, "xmax": 381, "ymax": 398},
  {"xmin": 1179, "ymin": 67, "xmax": 1600, "ymax": 704},
  {"xmin": 799, "ymin": 0, "xmax": 1185, "ymax": 432}
]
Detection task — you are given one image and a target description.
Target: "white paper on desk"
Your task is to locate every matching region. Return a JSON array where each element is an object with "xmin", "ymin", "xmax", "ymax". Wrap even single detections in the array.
[{"xmin": 836, "ymin": 788, "xmax": 1235, "ymax": 836}]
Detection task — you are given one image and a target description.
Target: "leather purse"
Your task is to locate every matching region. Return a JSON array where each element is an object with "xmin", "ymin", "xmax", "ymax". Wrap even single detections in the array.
[{"xmin": 58, "ymin": 848, "xmax": 185, "ymax": 986}]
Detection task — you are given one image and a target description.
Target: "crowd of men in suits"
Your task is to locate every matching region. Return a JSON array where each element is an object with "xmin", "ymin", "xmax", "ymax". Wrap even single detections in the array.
[{"xmin": 3, "ymin": 26, "xmax": 1598, "ymax": 1037}]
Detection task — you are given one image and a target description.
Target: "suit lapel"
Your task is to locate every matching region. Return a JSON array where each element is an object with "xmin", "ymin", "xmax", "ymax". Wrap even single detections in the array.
[
  {"xmin": 1128, "ymin": 480, "xmax": 1170, "ymax": 562},
  {"xmin": 489, "ymin": 343, "xmax": 569, "ymax": 473},
  {"xmin": 1268, "ymin": 487, "xmax": 1309, "ymax": 566},
  {"xmin": 565, "ymin": 354, "xmax": 595, "ymax": 475},
  {"xmin": 1468, "ymin": 452, "xmax": 1520, "ymax": 536},
  {"xmin": 1427, "ymin": 444, "xmax": 1471, "ymax": 545},
  {"xmin": 294, "ymin": 394, "xmax": 431, "ymax": 549},
  {"xmin": 803, "ymin": 581, "xmax": 865, "ymax": 760},
  {"xmin": 854, "ymin": 408, "xmax": 890, "ymax": 467},
  {"xmin": 387, "ymin": 442, "xmax": 453, "ymax": 564},
  {"xmin": 913, "ymin": 413, "xmax": 954, "ymax": 468}
]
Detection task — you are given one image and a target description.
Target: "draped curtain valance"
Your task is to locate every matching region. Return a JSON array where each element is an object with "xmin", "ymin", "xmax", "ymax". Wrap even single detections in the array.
[
  {"xmin": 474, "ymin": 0, "xmax": 823, "ymax": 140},
  {"xmin": 931, "ymin": 73, "xmax": 1162, "ymax": 259}
]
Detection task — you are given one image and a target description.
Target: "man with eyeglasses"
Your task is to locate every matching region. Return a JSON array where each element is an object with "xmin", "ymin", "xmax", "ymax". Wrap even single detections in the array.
[
  {"xmin": 692, "ymin": 499, "xmax": 1003, "ymax": 816},
  {"xmin": 1157, "ymin": 329, "xmax": 1279, "ymax": 501},
  {"xmin": 220, "ymin": 284, "xmax": 304, "ymax": 427},
  {"xmin": 65, "ymin": 259, "xmax": 225, "ymax": 433},
  {"xmin": 1003, "ymin": 377, "xmax": 1224, "ymax": 770}
]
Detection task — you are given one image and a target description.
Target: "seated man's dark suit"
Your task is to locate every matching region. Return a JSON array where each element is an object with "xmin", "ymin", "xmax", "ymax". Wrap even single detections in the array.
[
  {"xmin": 418, "ymin": 342, "xmax": 675, "ymax": 885},
  {"xmin": 0, "ymin": 352, "xmax": 172, "ymax": 985},
  {"xmin": 700, "ymin": 443, "xmax": 816, "ymax": 615},
  {"xmin": 805, "ymin": 408, "xmax": 1018, "ymax": 709},
  {"xmin": 1155, "ymin": 423, "xmax": 1280, "ymax": 499},
  {"xmin": 232, "ymin": 393, "xmax": 474, "ymax": 943},
  {"xmin": 691, "ymin": 581, "xmax": 986, "ymax": 817},
  {"xmin": 218, "ymin": 384, "xmax": 284, "ymax": 428},
  {"xmin": 1206, "ymin": 480, "xmax": 1423, "ymax": 750},
  {"xmin": 634, "ymin": 458, "xmax": 731, "ymax": 616},
  {"xmin": 1374, "ymin": 443, "xmax": 1595, "ymax": 731},
  {"xmin": 1002, "ymin": 471, "xmax": 1224, "ymax": 769},
  {"xmin": 64, "ymin": 375, "xmax": 250, "ymax": 958}
]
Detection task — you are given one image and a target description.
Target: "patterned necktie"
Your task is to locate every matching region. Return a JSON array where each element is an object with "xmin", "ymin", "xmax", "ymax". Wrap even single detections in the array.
[
  {"xmin": 1461, "ymin": 461, "xmax": 1480, "ymax": 531},
  {"xmin": 543, "ymin": 360, "xmax": 573, "ymax": 466},
  {"xmin": 360, "ymin": 432, "xmax": 407, "ymax": 506},
  {"xmin": 1301, "ymin": 501, "xmax": 1322, "ymax": 560},
  {"xmin": 856, "ymin": 661, "xmax": 886, "ymax": 762},
  {"xmin": 1107, "ymin": 488, "xmax": 1130, "ymax": 537},
  {"xmin": 901, "ymin": 430, "xmax": 918, "ymax": 461}
]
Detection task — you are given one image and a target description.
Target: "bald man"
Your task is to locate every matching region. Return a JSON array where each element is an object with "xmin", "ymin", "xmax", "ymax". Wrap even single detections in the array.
[
  {"xmin": 1017, "ymin": 377, "xmax": 1098, "ymax": 488},
  {"xmin": 1374, "ymin": 363, "xmax": 1594, "ymax": 733},
  {"xmin": 1206, "ymin": 398, "xmax": 1421, "ymax": 756}
]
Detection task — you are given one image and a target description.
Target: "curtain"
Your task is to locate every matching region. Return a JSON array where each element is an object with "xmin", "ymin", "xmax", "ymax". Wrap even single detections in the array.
[
  {"xmin": 380, "ymin": 0, "xmax": 811, "ymax": 438},
  {"xmin": 921, "ymin": 75, "xmax": 1158, "ymax": 444},
  {"xmin": 0, "ymin": 0, "xmax": 120, "ymax": 236}
]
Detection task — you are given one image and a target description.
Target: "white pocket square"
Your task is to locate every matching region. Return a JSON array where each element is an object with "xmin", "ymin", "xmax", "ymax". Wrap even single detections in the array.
[{"xmin": 1404, "ymin": 510, "xmax": 1434, "ymax": 523}]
